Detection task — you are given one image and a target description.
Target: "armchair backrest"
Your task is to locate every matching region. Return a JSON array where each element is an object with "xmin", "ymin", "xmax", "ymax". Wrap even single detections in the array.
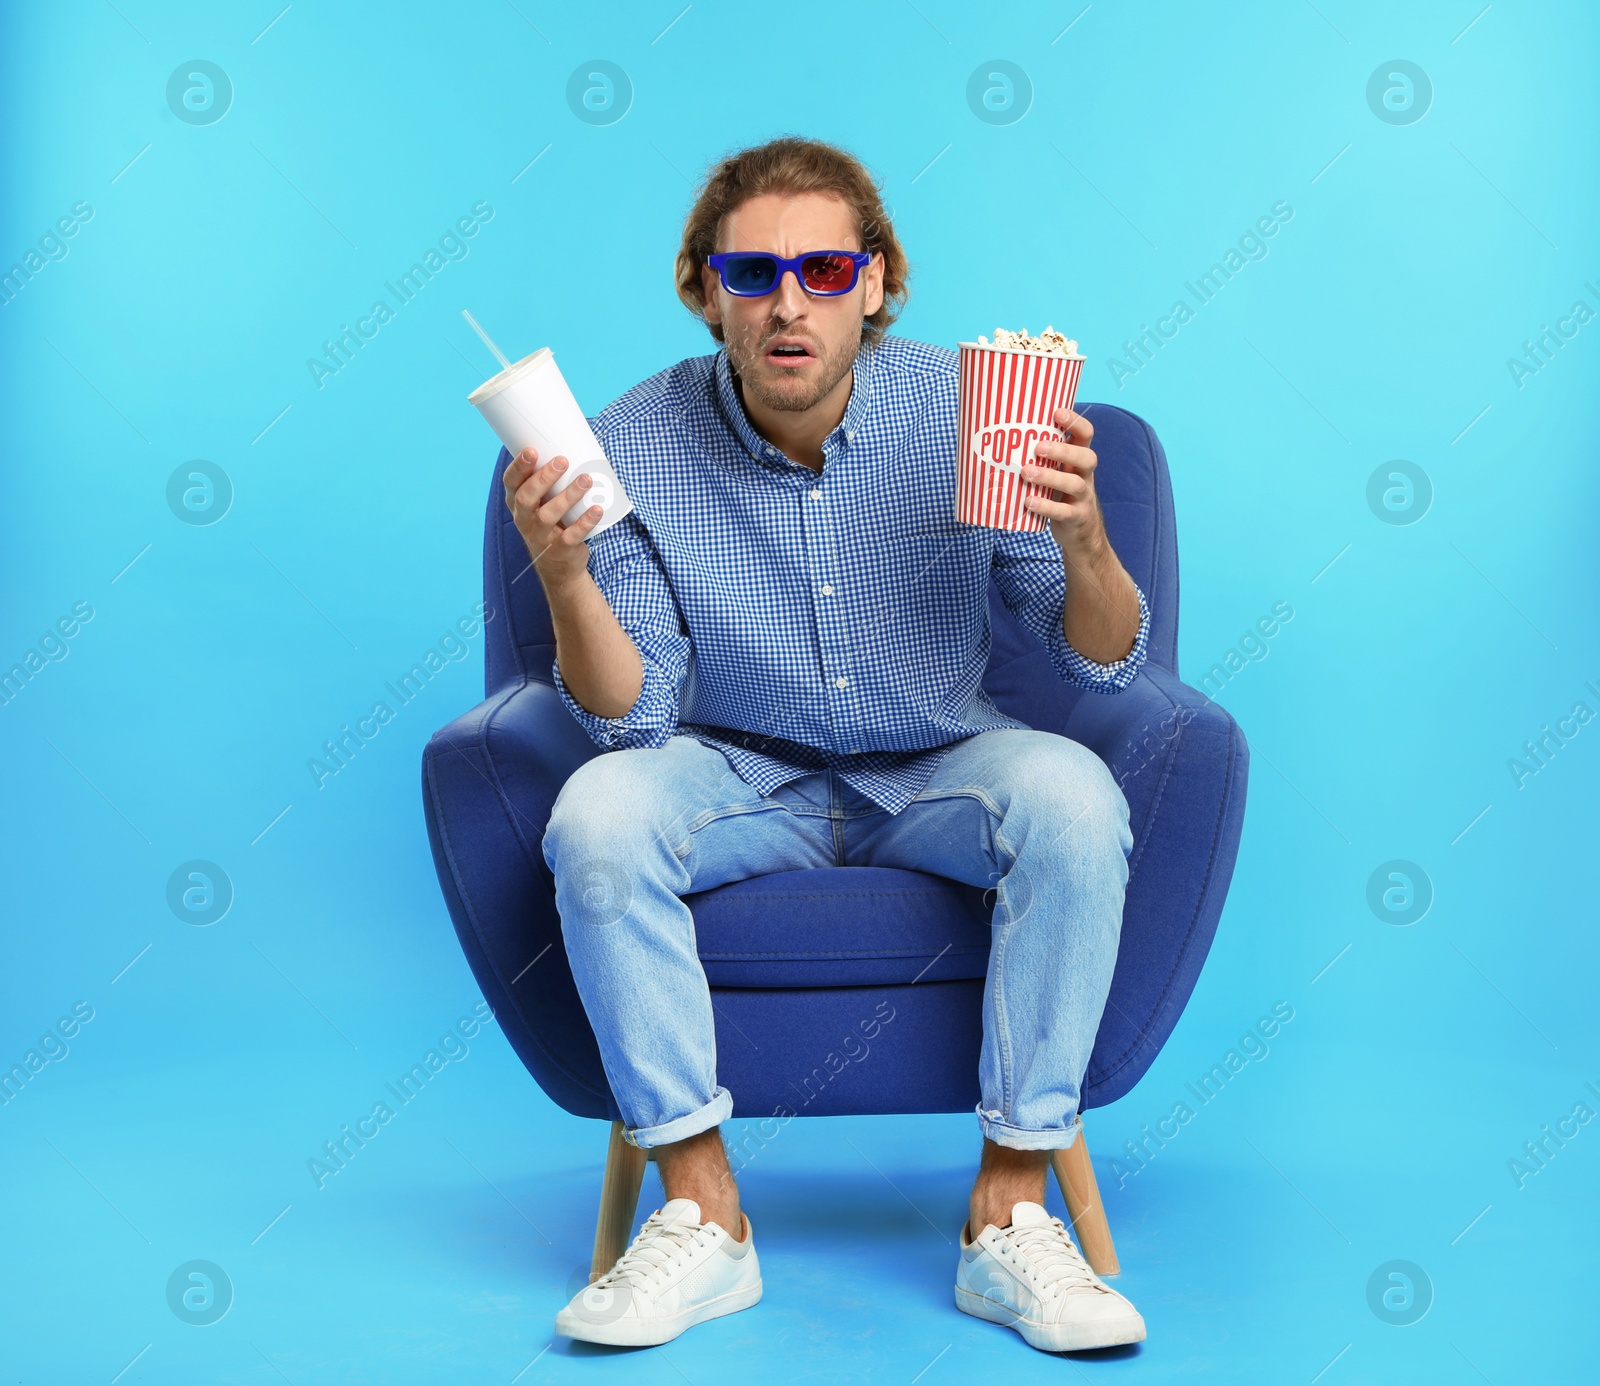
[{"xmin": 482, "ymin": 400, "xmax": 1179, "ymax": 707}]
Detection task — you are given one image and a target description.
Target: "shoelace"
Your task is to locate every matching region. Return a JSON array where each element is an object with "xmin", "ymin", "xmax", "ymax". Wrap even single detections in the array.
[
  {"xmin": 997, "ymin": 1218, "xmax": 1107, "ymax": 1299},
  {"xmin": 595, "ymin": 1216, "xmax": 707, "ymax": 1292}
]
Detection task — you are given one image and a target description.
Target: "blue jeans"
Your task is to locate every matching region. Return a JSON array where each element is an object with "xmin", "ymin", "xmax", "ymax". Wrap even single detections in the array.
[{"xmin": 541, "ymin": 728, "xmax": 1132, "ymax": 1152}]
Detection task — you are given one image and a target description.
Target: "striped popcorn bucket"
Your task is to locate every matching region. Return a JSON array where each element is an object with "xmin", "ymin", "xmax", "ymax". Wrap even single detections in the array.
[{"xmin": 955, "ymin": 342, "xmax": 1086, "ymax": 531}]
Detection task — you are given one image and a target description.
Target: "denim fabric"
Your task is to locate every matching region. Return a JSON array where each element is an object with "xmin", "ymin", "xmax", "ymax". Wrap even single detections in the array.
[{"xmin": 542, "ymin": 726, "xmax": 1133, "ymax": 1151}]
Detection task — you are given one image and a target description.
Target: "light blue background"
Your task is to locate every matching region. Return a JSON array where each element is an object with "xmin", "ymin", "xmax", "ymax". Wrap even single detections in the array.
[{"xmin": 3, "ymin": 1, "xmax": 1596, "ymax": 1381}]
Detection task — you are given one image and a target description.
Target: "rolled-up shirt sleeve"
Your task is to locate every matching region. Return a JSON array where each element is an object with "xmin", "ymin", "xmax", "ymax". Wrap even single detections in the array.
[
  {"xmin": 551, "ymin": 511, "xmax": 691, "ymax": 750},
  {"xmin": 991, "ymin": 526, "xmax": 1150, "ymax": 692}
]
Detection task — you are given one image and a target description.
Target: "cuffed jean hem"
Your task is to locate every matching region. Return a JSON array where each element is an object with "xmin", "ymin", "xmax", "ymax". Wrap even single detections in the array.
[
  {"xmin": 978, "ymin": 1107, "xmax": 1084, "ymax": 1151},
  {"xmin": 621, "ymin": 1086, "xmax": 734, "ymax": 1150}
]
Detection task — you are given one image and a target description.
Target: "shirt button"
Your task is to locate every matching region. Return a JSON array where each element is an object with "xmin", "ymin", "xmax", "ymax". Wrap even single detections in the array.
[
  {"xmin": 834, "ymin": 676, "xmax": 848, "ymax": 689},
  {"xmin": 821, "ymin": 584, "xmax": 834, "ymax": 596},
  {"xmin": 810, "ymin": 487, "xmax": 821, "ymax": 500}
]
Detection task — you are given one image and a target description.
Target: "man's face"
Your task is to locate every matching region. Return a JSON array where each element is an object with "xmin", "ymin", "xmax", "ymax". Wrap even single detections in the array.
[{"xmin": 701, "ymin": 191, "xmax": 885, "ymax": 415}]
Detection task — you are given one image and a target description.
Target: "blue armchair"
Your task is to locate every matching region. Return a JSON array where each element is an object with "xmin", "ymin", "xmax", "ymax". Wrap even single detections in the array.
[{"xmin": 421, "ymin": 401, "xmax": 1249, "ymax": 1278}]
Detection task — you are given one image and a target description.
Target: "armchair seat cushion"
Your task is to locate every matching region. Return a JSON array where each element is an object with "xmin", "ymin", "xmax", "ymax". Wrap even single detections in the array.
[{"xmin": 689, "ymin": 867, "xmax": 992, "ymax": 988}]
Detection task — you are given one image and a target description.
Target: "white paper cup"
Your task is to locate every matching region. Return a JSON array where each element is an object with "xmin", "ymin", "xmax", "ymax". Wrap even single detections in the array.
[{"xmin": 468, "ymin": 348, "xmax": 633, "ymax": 536}]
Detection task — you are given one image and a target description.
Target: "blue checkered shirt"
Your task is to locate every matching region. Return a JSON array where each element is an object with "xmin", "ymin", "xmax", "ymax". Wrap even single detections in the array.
[{"xmin": 551, "ymin": 334, "xmax": 1150, "ymax": 814}]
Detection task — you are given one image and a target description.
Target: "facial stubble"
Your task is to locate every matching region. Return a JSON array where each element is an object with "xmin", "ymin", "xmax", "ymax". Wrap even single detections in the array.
[{"xmin": 723, "ymin": 318, "xmax": 861, "ymax": 414}]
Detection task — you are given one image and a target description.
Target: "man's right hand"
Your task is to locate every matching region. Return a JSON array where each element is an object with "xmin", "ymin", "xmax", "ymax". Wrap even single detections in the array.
[
  {"xmin": 503, "ymin": 447, "xmax": 604, "ymax": 592},
  {"xmin": 502, "ymin": 446, "xmax": 646, "ymax": 722}
]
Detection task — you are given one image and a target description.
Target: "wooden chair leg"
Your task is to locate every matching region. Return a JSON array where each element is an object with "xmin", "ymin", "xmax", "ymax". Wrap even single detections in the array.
[
  {"xmin": 1051, "ymin": 1123, "xmax": 1121, "ymax": 1277},
  {"xmin": 591, "ymin": 1121, "xmax": 648, "ymax": 1282}
]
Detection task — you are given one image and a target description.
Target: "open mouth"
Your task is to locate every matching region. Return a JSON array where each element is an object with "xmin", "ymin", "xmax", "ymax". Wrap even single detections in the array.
[{"xmin": 765, "ymin": 340, "xmax": 815, "ymax": 367}]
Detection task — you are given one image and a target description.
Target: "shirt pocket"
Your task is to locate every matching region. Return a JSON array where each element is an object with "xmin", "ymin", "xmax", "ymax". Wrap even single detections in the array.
[
  {"xmin": 900, "ymin": 523, "xmax": 993, "ymax": 587},
  {"xmin": 850, "ymin": 525, "xmax": 992, "ymax": 665}
]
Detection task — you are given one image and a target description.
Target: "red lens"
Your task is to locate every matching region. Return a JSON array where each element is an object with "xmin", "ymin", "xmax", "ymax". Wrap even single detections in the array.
[{"xmin": 801, "ymin": 254, "xmax": 855, "ymax": 293}]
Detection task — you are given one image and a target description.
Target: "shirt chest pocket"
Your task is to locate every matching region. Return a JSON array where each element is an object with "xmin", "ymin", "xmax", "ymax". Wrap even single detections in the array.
[
  {"xmin": 900, "ymin": 525, "xmax": 993, "ymax": 591},
  {"xmin": 835, "ymin": 525, "xmax": 992, "ymax": 651}
]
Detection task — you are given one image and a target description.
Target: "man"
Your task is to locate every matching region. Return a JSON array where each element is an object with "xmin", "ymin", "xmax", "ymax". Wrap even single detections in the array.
[{"xmin": 505, "ymin": 137, "xmax": 1151, "ymax": 1354}]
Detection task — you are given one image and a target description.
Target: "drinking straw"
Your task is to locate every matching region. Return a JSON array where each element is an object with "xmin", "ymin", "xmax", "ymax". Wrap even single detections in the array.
[{"xmin": 460, "ymin": 309, "xmax": 512, "ymax": 371}]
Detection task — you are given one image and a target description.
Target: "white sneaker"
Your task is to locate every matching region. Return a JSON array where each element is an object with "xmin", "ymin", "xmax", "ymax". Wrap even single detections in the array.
[
  {"xmin": 555, "ymin": 1198, "xmax": 761, "ymax": 1347},
  {"xmin": 955, "ymin": 1200, "xmax": 1146, "ymax": 1352}
]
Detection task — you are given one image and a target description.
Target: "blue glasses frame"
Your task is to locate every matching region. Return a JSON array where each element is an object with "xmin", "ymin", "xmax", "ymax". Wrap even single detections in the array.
[{"xmin": 706, "ymin": 250, "xmax": 871, "ymax": 297}]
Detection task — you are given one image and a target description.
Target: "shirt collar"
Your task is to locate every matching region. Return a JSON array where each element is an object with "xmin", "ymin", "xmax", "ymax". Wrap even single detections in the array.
[{"xmin": 712, "ymin": 336, "xmax": 879, "ymax": 471}]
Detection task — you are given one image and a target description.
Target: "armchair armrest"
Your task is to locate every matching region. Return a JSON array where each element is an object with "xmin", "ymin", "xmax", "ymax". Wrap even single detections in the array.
[
  {"xmin": 1063, "ymin": 667, "xmax": 1251, "ymax": 1107},
  {"xmin": 421, "ymin": 678, "xmax": 613, "ymax": 1119}
]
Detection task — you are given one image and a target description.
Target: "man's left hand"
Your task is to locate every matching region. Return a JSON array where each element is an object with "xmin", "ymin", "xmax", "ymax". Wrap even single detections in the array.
[
  {"xmin": 1022, "ymin": 407, "xmax": 1105, "ymax": 558},
  {"xmin": 1019, "ymin": 405, "xmax": 1143, "ymax": 665}
]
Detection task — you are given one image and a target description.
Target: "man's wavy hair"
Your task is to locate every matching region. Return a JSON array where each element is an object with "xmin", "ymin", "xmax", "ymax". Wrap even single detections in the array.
[{"xmin": 674, "ymin": 136, "xmax": 909, "ymax": 347}]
